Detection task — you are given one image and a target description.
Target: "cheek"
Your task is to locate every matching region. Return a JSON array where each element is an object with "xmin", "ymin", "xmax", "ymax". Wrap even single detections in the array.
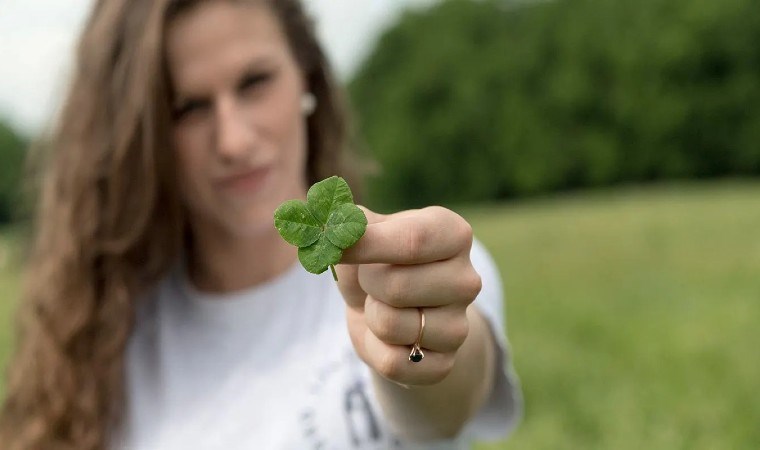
[
  {"xmin": 264, "ymin": 75, "xmax": 308, "ymax": 160},
  {"xmin": 274, "ymin": 98, "xmax": 308, "ymax": 171},
  {"xmin": 172, "ymin": 131, "xmax": 209, "ymax": 204}
]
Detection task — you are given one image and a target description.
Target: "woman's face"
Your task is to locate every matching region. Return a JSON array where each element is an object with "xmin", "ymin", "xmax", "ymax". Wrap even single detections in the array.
[{"xmin": 166, "ymin": 1, "xmax": 309, "ymax": 240}]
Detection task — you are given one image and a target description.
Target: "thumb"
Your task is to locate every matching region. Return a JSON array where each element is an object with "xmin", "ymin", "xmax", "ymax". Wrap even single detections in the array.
[
  {"xmin": 359, "ymin": 205, "xmax": 425, "ymax": 224},
  {"xmin": 356, "ymin": 204, "xmax": 389, "ymax": 225},
  {"xmin": 334, "ymin": 205, "xmax": 381, "ymax": 310}
]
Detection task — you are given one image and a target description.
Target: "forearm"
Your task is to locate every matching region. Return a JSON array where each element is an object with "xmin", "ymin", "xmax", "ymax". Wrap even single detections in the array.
[{"xmin": 371, "ymin": 304, "xmax": 497, "ymax": 441}]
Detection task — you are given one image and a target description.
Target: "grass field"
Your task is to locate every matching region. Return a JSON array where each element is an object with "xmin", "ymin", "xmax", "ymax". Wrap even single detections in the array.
[
  {"xmin": 1, "ymin": 181, "xmax": 759, "ymax": 448},
  {"xmin": 465, "ymin": 181, "xmax": 760, "ymax": 450},
  {"xmin": 0, "ymin": 224, "xmax": 22, "ymax": 402}
]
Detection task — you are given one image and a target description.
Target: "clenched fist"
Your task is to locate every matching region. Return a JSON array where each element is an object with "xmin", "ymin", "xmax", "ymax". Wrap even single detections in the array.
[{"xmin": 336, "ymin": 206, "xmax": 482, "ymax": 387}]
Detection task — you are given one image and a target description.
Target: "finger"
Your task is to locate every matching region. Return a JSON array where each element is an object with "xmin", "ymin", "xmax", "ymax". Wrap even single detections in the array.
[
  {"xmin": 357, "ymin": 259, "xmax": 482, "ymax": 308},
  {"xmin": 364, "ymin": 297, "xmax": 469, "ymax": 353},
  {"xmin": 335, "ymin": 263, "xmax": 366, "ymax": 311},
  {"xmin": 341, "ymin": 206, "xmax": 472, "ymax": 265},
  {"xmin": 364, "ymin": 329, "xmax": 455, "ymax": 386}
]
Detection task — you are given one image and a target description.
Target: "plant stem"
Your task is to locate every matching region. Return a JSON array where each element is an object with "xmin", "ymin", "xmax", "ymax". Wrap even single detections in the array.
[{"xmin": 330, "ymin": 264, "xmax": 338, "ymax": 282}]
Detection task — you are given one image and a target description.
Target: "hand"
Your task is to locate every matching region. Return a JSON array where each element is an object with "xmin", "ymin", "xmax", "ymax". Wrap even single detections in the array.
[{"xmin": 336, "ymin": 206, "xmax": 483, "ymax": 386}]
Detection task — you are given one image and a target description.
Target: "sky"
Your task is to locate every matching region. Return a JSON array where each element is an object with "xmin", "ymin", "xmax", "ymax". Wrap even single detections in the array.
[{"xmin": 0, "ymin": 0, "xmax": 434, "ymax": 135}]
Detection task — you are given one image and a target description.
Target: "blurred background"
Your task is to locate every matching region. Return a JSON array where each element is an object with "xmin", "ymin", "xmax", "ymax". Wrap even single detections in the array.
[{"xmin": 1, "ymin": 0, "xmax": 759, "ymax": 448}]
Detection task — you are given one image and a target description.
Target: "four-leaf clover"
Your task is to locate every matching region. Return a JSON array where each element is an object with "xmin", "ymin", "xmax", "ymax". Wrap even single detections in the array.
[{"xmin": 273, "ymin": 176, "xmax": 367, "ymax": 281}]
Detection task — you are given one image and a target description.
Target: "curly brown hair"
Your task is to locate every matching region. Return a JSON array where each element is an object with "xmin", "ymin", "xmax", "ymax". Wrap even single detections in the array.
[{"xmin": 0, "ymin": 1, "xmax": 359, "ymax": 448}]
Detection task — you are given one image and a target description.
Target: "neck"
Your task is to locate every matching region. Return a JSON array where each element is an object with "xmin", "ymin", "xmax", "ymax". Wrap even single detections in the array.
[{"xmin": 186, "ymin": 222, "xmax": 297, "ymax": 293}]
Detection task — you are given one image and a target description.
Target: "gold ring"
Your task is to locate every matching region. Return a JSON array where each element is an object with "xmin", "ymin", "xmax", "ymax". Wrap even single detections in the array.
[{"xmin": 408, "ymin": 307, "xmax": 425, "ymax": 363}]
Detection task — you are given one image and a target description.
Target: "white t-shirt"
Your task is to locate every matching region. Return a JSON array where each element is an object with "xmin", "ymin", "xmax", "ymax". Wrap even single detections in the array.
[{"xmin": 113, "ymin": 239, "xmax": 521, "ymax": 449}]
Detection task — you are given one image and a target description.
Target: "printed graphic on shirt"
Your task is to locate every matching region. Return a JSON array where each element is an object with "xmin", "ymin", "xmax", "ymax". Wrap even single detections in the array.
[{"xmin": 298, "ymin": 348, "xmax": 403, "ymax": 449}]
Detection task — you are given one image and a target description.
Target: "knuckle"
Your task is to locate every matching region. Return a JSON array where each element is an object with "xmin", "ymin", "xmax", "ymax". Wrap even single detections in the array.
[
  {"xmin": 458, "ymin": 270, "xmax": 482, "ymax": 302},
  {"xmin": 458, "ymin": 219, "xmax": 474, "ymax": 245},
  {"xmin": 449, "ymin": 315, "xmax": 470, "ymax": 348},
  {"xmin": 385, "ymin": 270, "xmax": 411, "ymax": 306},
  {"xmin": 403, "ymin": 222, "xmax": 427, "ymax": 261},
  {"xmin": 469, "ymin": 271, "xmax": 483, "ymax": 298},
  {"xmin": 371, "ymin": 307, "xmax": 402, "ymax": 341},
  {"xmin": 430, "ymin": 206, "xmax": 472, "ymax": 247}
]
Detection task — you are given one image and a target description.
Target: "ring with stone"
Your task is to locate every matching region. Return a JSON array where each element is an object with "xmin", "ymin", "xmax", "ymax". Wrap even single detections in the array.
[{"xmin": 408, "ymin": 307, "xmax": 425, "ymax": 363}]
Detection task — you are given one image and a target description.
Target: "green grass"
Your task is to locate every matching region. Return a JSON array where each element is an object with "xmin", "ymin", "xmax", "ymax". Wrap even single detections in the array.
[
  {"xmin": 465, "ymin": 181, "xmax": 760, "ymax": 450},
  {"xmin": 0, "ymin": 225, "xmax": 22, "ymax": 402},
  {"xmin": 0, "ymin": 181, "xmax": 758, "ymax": 448}
]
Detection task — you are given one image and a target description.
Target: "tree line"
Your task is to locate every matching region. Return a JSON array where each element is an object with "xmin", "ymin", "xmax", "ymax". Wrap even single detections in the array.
[
  {"xmin": 0, "ymin": 121, "xmax": 26, "ymax": 224},
  {"xmin": 349, "ymin": 0, "xmax": 760, "ymax": 210}
]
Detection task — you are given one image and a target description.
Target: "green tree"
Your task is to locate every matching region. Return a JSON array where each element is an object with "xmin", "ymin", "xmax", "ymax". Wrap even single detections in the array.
[
  {"xmin": 349, "ymin": 0, "xmax": 760, "ymax": 210},
  {"xmin": 0, "ymin": 120, "xmax": 28, "ymax": 224}
]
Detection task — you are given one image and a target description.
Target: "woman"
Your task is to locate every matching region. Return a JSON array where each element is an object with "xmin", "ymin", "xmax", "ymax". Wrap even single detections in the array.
[{"xmin": 0, "ymin": 0, "xmax": 521, "ymax": 448}]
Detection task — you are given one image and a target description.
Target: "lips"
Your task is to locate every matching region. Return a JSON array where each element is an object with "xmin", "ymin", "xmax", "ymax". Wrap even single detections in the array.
[{"xmin": 215, "ymin": 167, "xmax": 271, "ymax": 192}]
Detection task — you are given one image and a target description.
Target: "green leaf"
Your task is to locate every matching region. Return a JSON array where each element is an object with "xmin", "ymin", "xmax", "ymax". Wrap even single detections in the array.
[
  {"xmin": 298, "ymin": 235, "xmax": 343, "ymax": 274},
  {"xmin": 325, "ymin": 203, "xmax": 368, "ymax": 249},
  {"xmin": 274, "ymin": 175, "xmax": 367, "ymax": 281},
  {"xmin": 273, "ymin": 200, "xmax": 322, "ymax": 247},
  {"xmin": 306, "ymin": 176, "xmax": 354, "ymax": 224}
]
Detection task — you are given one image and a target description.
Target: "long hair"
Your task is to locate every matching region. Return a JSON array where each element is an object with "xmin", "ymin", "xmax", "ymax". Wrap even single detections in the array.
[{"xmin": 0, "ymin": 1, "xmax": 357, "ymax": 448}]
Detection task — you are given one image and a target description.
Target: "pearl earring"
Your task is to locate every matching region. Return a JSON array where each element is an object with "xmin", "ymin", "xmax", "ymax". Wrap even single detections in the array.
[{"xmin": 301, "ymin": 92, "xmax": 317, "ymax": 115}]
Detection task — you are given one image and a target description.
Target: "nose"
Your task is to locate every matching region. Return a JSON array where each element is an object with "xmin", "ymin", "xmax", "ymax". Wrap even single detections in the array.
[{"xmin": 214, "ymin": 96, "xmax": 255, "ymax": 162}]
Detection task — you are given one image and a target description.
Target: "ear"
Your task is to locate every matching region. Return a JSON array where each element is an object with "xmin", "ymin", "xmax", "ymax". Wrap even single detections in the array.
[{"xmin": 301, "ymin": 92, "xmax": 317, "ymax": 115}]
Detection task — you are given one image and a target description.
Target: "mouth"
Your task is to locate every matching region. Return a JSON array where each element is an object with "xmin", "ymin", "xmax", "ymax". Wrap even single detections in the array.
[{"xmin": 215, "ymin": 167, "xmax": 272, "ymax": 193}]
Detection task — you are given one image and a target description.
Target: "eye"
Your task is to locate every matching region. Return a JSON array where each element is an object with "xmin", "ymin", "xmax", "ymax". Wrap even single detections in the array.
[
  {"xmin": 173, "ymin": 98, "xmax": 210, "ymax": 121},
  {"xmin": 238, "ymin": 71, "xmax": 273, "ymax": 94}
]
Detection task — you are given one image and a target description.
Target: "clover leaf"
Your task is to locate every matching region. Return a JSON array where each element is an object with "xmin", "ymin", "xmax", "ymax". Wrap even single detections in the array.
[{"xmin": 274, "ymin": 176, "xmax": 367, "ymax": 281}]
